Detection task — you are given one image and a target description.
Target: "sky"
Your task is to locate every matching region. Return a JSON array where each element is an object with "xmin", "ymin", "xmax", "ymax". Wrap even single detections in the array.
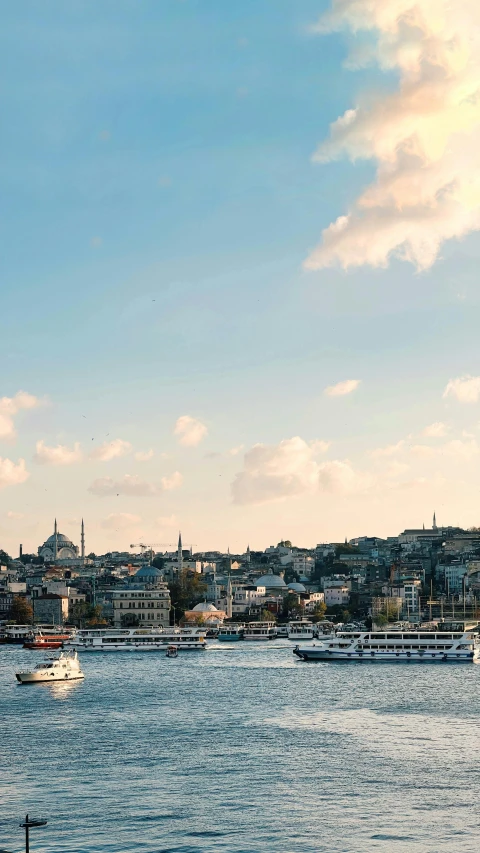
[{"xmin": 2, "ymin": 0, "xmax": 480, "ymax": 557}]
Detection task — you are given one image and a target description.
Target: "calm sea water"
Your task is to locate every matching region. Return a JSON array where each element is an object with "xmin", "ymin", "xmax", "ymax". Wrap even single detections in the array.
[{"xmin": 1, "ymin": 642, "xmax": 479, "ymax": 853}]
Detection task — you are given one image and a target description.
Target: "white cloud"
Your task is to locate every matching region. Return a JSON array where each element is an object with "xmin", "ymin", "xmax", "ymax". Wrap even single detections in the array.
[
  {"xmin": 134, "ymin": 449, "xmax": 154, "ymax": 462},
  {"xmin": 34, "ymin": 440, "xmax": 82, "ymax": 466},
  {"xmin": 0, "ymin": 457, "xmax": 29, "ymax": 489},
  {"xmin": 174, "ymin": 415, "xmax": 208, "ymax": 447},
  {"xmin": 88, "ymin": 475, "xmax": 158, "ymax": 497},
  {"xmin": 229, "ymin": 445, "xmax": 245, "ymax": 456},
  {"xmin": 441, "ymin": 438, "xmax": 480, "ymax": 460},
  {"xmin": 371, "ymin": 440, "xmax": 405, "ymax": 458},
  {"xmin": 156, "ymin": 514, "xmax": 178, "ymax": 527},
  {"xmin": 7, "ymin": 510, "xmax": 24, "ymax": 519},
  {"xmin": 423, "ymin": 422, "xmax": 449, "ymax": 437},
  {"xmin": 443, "ymin": 375, "xmax": 480, "ymax": 403},
  {"xmin": 409, "ymin": 444, "xmax": 437, "ymax": 458},
  {"xmin": 101, "ymin": 513, "xmax": 142, "ymax": 529},
  {"xmin": 231, "ymin": 436, "xmax": 361, "ymax": 505},
  {"xmin": 305, "ymin": 1, "xmax": 480, "ymax": 271},
  {"xmin": 324, "ymin": 379, "xmax": 360, "ymax": 397},
  {"xmin": 318, "ymin": 459, "xmax": 374, "ymax": 494},
  {"xmin": 90, "ymin": 439, "xmax": 132, "ymax": 462},
  {"xmin": 0, "ymin": 391, "xmax": 43, "ymax": 441},
  {"xmin": 161, "ymin": 471, "xmax": 183, "ymax": 491}
]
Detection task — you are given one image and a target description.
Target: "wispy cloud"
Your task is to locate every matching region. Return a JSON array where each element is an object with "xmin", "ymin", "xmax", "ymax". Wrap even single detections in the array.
[
  {"xmin": 7, "ymin": 510, "xmax": 24, "ymax": 519},
  {"xmin": 0, "ymin": 457, "xmax": 29, "ymax": 489},
  {"xmin": 305, "ymin": 0, "xmax": 480, "ymax": 271},
  {"xmin": 0, "ymin": 392, "xmax": 43, "ymax": 441},
  {"xmin": 443, "ymin": 375, "xmax": 480, "ymax": 403},
  {"xmin": 101, "ymin": 513, "xmax": 141, "ymax": 529},
  {"xmin": 324, "ymin": 379, "xmax": 360, "ymax": 397},
  {"xmin": 423, "ymin": 422, "xmax": 449, "ymax": 437},
  {"xmin": 88, "ymin": 471, "xmax": 183, "ymax": 497},
  {"xmin": 34, "ymin": 440, "xmax": 82, "ymax": 466},
  {"xmin": 161, "ymin": 471, "xmax": 183, "ymax": 491},
  {"xmin": 134, "ymin": 449, "xmax": 154, "ymax": 462},
  {"xmin": 174, "ymin": 415, "xmax": 208, "ymax": 447},
  {"xmin": 90, "ymin": 439, "xmax": 132, "ymax": 462}
]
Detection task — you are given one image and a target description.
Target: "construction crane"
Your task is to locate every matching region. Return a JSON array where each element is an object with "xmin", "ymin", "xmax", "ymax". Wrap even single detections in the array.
[{"xmin": 129, "ymin": 543, "xmax": 197, "ymax": 564}]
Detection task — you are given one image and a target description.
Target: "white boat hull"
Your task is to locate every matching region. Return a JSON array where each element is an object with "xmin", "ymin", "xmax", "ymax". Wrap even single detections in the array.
[
  {"xmin": 16, "ymin": 671, "xmax": 85, "ymax": 683},
  {"xmin": 67, "ymin": 642, "xmax": 205, "ymax": 652}
]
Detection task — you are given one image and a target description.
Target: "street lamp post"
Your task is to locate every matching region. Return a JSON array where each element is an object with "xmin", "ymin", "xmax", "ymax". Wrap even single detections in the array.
[{"xmin": 20, "ymin": 815, "xmax": 47, "ymax": 853}]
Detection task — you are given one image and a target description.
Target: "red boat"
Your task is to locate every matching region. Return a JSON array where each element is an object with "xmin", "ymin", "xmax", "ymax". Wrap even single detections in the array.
[{"xmin": 23, "ymin": 630, "xmax": 73, "ymax": 650}]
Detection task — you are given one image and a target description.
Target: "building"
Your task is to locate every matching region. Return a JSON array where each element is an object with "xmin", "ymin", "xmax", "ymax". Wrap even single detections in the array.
[
  {"xmin": 33, "ymin": 594, "xmax": 69, "ymax": 625},
  {"xmin": 38, "ymin": 518, "xmax": 87, "ymax": 565},
  {"xmin": 183, "ymin": 601, "xmax": 226, "ymax": 625},
  {"xmin": 324, "ymin": 586, "xmax": 350, "ymax": 607},
  {"xmin": 112, "ymin": 586, "xmax": 171, "ymax": 627}
]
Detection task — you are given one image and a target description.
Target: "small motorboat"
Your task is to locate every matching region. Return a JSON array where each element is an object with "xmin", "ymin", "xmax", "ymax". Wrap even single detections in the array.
[
  {"xmin": 166, "ymin": 645, "xmax": 178, "ymax": 658},
  {"xmin": 16, "ymin": 650, "xmax": 85, "ymax": 683}
]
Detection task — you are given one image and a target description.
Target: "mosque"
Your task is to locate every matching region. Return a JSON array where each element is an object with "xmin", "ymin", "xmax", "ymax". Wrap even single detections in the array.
[{"xmin": 38, "ymin": 519, "xmax": 86, "ymax": 565}]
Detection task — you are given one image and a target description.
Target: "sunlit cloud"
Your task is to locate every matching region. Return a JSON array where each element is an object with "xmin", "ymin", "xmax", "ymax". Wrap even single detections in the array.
[
  {"xmin": 443, "ymin": 375, "xmax": 480, "ymax": 403},
  {"xmin": 7, "ymin": 510, "xmax": 24, "ymax": 519},
  {"xmin": 161, "ymin": 471, "xmax": 183, "ymax": 491},
  {"xmin": 34, "ymin": 440, "xmax": 82, "ymax": 466},
  {"xmin": 0, "ymin": 457, "xmax": 29, "ymax": 489},
  {"xmin": 90, "ymin": 439, "xmax": 132, "ymax": 461},
  {"xmin": 324, "ymin": 379, "xmax": 361, "ymax": 397},
  {"xmin": 134, "ymin": 449, "xmax": 154, "ymax": 462},
  {"xmin": 174, "ymin": 415, "xmax": 208, "ymax": 447},
  {"xmin": 88, "ymin": 475, "xmax": 159, "ymax": 497},
  {"xmin": 101, "ymin": 513, "xmax": 142, "ymax": 529},
  {"xmin": 0, "ymin": 391, "xmax": 43, "ymax": 441},
  {"xmin": 423, "ymin": 422, "xmax": 449, "ymax": 437},
  {"xmin": 305, "ymin": 0, "xmax": 480, "ymax": 271}
]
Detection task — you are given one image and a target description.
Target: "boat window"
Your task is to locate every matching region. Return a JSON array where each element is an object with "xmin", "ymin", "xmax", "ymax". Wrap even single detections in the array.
[
  {"xmin": 386, "ymin": 634, "xmax": 399, "ymax": 639},
  {"xmin": 420, "ymin": 634, "xmax": 432, "ymax": 640}
]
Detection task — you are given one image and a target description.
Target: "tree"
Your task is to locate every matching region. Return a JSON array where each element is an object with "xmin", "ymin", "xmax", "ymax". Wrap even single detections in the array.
[
  {"xmin": 8, "ymin": 596, "xmax": 33, "ymax": 624},
  {"xmin": 311, "ymin": 601, "xmax": 327, "ymax": 621},
  {"xmin": 282, "ymin": 592, "xmax": 302, "ymax": 618},
  {"xmin": 168, "ymin": 570, "xmax": 207, "ymax": 623},
  {"xmin": 87, "ymin": 552, "xmax": 97, "ymax": 560},
  {"xmin": 375, "ymin": 613, "xmax": 388, "ymax": 627},
  {"xmin": 260, "ymin": 609, "xmax": 276, "ymax": 622},
  {"xmin": 0, "ymin": 549, "xmax": 12, "ymax": 567},
  {"xmin": 151, "ymin": 555, "xmax": 165, "ymax": 570}
]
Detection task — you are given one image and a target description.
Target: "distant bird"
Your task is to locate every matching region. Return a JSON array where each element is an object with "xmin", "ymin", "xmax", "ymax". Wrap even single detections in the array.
[{"xmin": 82, "ymin": 415, "xmax": 87, "ymax": 418}]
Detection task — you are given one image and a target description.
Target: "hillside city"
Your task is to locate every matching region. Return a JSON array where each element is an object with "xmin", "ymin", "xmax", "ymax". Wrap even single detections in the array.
[{"xmin": 2, "ymin": 514, "xmax": 480, "ymax": 630}]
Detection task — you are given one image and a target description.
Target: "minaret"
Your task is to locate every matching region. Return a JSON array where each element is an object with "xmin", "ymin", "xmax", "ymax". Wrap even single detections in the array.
[
  {"xmin": 226, "ymin": 546, "xmax": 233, "ymax": 619},
  {"xmin": 246, "ymin": 545, "xmax": 251, "ymax": 564},
  {"xmin": 81, "ymin": 519, "xmax": 85, "ymax": 562},
  {"xmin": 433, "ymin": 511, "xmax": 437, "ymax": 531},
  {"xmin": 54, "ymin": 518, "xmax": 58, "ymax": 562},
  {"xmin": 177, "ymin": 531, "xmax": 183, "ymax": 574}
]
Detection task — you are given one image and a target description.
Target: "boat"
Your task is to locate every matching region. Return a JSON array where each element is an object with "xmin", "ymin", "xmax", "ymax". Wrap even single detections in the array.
[
  {"xmin": 217, "ymin": 624, "xmax": 245, "ymax": 641},
  {"xmin": 23, "ymin": 628, "xmax": 75, "ymax": 649},
  {"xmin": 243, "ymin": 621, "xmax": 277, "ymax": 641},
  {"xmin": 287, "ymin": 619, "xmax": 316, "ymax": 641},
  {"xmin": 166, "ymin": 645, "xmax": 178, "ymax": 658},
  {"xmin": 274, "ymin": 625, "xmax": 289, "ymax": 638},
  {"xmin": 293, "ymin": 629, "xmax": 480, "ymax": 662},
  {"xmin": 0, "ymin": 625, "xmax": 35, "ymax": 645},
  {"xmin": 15, "ymin": 650, "xmax": 85, "ymax": 683},
  {"xmin": 64, "ymin": 626, "xmax": 207, "ymax": 651}
]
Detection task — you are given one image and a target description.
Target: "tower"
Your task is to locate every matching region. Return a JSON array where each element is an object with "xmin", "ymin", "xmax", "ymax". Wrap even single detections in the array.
[
  {"xmin": 54, "ymin": 518, "xmax": 58, "ymax": 562},
  {"xmin": 81, "ymin": 519, "xmax": 85, "ymax": 562},
  {"xmin": 246, "ymin": 544, "xmax": 251, "ymax": 564},
  {"xmin": 433, "ymin": 511, "xmax": 437, "ymax": 531},
  {"xmin": 177, "ymin": 531, "xmax": 183, "ymax": 574}
]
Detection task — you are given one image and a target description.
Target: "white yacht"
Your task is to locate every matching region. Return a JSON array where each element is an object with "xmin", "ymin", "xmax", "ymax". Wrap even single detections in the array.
[
  {"xmin": 64, "ymin": 626, "xmax": 207, "ymax": 651},
  {"xmin": 287, "ymin": 620, "xmax": 316, "ymax": 641},
  {"xmin": 243, "ymin": 621, "xmax": 277, "ymax": 641},
  {"xmin": 217, "ymin": 624, "xmax": 245, "ymax": 641},
  {"xmin": 293, "ymin": 629, "xmax": 480, "ymax": 662},
  {"xmin": 16, "ymin": 651, "xmax": 84, "ymax": 683}
]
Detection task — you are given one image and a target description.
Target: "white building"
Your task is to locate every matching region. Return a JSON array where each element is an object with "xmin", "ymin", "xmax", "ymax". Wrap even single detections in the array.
[
  {"xmin": 444, "ymin": 564, "xmax": 468, "ymax": 594},
  {"xmin": 324, "ymin": 586, "xmax": 350, "ymax": 607},
  {"xmin": 112, "ymin": 587, "xmax": 170, "ymax": 627}
]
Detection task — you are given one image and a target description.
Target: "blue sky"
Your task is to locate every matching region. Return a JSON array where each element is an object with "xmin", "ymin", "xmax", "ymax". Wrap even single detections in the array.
[{"xmin": 2, "ymin": 0, "xmax": 480, "ymax": 556}]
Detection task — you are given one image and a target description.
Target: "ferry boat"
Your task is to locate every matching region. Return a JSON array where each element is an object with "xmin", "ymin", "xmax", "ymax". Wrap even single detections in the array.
[
  {"xmin": 287, "ymin": 619, "xmax": 316, "ymax": 641},
  {"xmin": 293, "ymin": 629, "xmax": 480, "ymax": 662},
  {"xmin": 217, "ymin": 624, "xmax": 245, "ymax": 641},
  {"xmin": 16, "ymin": 651, "xmax": 84, "ymax": 683},
  {"xmin": 23, "ymin": 628, "xmax": 75, "ymax": 649},
  {"xmin": 64, "ymin": 626, "xmax": 207, "ymax": 652},
  {"xmin": 0, "ymin": 625, "xmax": 35, "ymax": 644},
  {"xmin": 274, "ymin": 625, "xmax": 289, "ymax": 638},
  {"xmin": 243, "ymin": 621, "xmax": 277, "ymax": 641}
]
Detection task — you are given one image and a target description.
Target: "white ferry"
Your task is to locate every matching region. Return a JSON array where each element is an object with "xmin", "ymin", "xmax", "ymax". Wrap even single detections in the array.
[
  {"xmin": 287, "ymin": 620, "xmax": 316, "ymax": 641},
  {"xmin": 217, "ymin": 624, "xmax": 245, "ymax": 641},
  {"xmin": 293, "ymin": 629, "xmax": 480, "ymax": 662},
  {"xmin": 16, "ymin": 651, "xmax": 84, "ymax": 683},
  {"xmin": 275, "ymin": 625, "xmax": 289, "ymax": 638},
  {"xmin": 64, "ymin": 627, "xmax": 207, "ymax": 652},
  {"xmin": 243, "ymin": 621, "xmax": 277, "ymax": 641}
]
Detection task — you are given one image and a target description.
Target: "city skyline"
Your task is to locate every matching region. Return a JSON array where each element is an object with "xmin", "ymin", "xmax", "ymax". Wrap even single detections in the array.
[{"xmin": 2, "ymin": 1, "xmax": 480, "ymax": 554}]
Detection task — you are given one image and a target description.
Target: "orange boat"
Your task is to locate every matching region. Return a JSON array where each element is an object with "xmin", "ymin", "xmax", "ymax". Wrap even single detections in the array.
[{"xmin": 23, "ymin": 630, "xmax": 73, "ymax": 650}]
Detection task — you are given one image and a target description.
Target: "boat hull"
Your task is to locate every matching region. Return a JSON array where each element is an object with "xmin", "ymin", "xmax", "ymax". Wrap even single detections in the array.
[
  {"xmin": 67, "ymin": 643, "xmax": 206, "ymax": 652},
  {"xmin": 218, "ymin": 635, "xmax": 243, "ymax": 642},
  {"xmin": 16, "ymin": 672, "xmax": 85, "ymax": 683},
  {"xmin": 294, "ymin": 647, "xmax": 478, "ymax": 663}
]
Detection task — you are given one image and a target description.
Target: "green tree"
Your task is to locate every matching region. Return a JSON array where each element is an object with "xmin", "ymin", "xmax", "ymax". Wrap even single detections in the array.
[
  {"xmin": 260, "ymin": 609, "xmax": 276, "ymax": 622},
  {"xmin": 168, "ymin": 570, "xmax": 207, "ymax": 623},
  {"xmin": 0, "ymin": 549, "xmax": 12, "ymax": 567},
  {"xmin": 311, "ymin": 601, "xmax": 327, "ymax": 621},
  {"xmin": 151, "ymin": 554, "xmax": 165, "ymax": 570},
  {"xmin": 375, "ymin": 613, "xmax": 388, "ymax": 626},
  {"xmin": 8, "ymin": 596, "xmax": 33, "ymax": 624}
]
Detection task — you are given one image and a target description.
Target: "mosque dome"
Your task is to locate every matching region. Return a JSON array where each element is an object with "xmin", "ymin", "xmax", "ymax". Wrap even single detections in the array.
[
  {"xmin": 288, "ymin": 582, "xmax": 307, "ymax": 593},
  {"xmin": 135, "ymin": 565, "xmax": 163, "ymax": 578},
  {"xmin": 256, "ymin": 574, "xmax": 287, "ymax": 589},
  {"xmin": 192, "ymin": 602, "xmax": 218, "ymax": 613},
  {"xmin": 45, "ymin": 532, "xmax": 74, "ymax": 546}
]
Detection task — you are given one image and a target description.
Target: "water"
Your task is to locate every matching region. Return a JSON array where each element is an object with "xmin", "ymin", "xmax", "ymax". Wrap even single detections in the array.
[{"xmin": 1, "ymin": 642, "xmax": 480, "ymax": 853}]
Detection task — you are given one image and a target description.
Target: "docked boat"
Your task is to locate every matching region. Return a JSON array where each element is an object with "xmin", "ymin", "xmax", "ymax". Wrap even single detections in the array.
[
  {"xmin": 0, "ymin": 625, "xmax": 35, "ymax": 645},
  {"xmin": 243, "ymin": 621, "xmax": 277, "ymax": 641},
  {"xmin": 274, "ymin": 625, "xmax": 289, "ymax": 638},
  {"xmin": 217, "ymin": 624, "xmax": 245, "ymax": 641},
  {"xmin": 23, "ymin": 628, "xmax": 75, "ymax": 649},
  {"xmin": 64, "ymin": 626, "xmax": 207, "ymax": 651},
  {"xmin": 287, "ymin": 619, "xmax": 316, "ymax": 641},
  {"xmin": 166, "ymin": 645, "xmax": 178, "ymax": 658},
  {"xmin": 16, "ymin": 651, "xmax": 85, "ymax": 683},
  {"xmin": 294, "ymin": 629, "xmax": 480, "ymax": 662}
]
